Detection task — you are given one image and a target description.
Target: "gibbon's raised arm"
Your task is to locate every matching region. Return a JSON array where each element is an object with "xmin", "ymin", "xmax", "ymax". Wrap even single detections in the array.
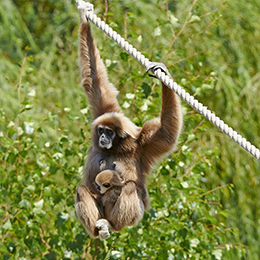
[
  {"xmin": 138, "ymin": 65, "xmax": 183, "ymax": 173},
  {"xmin": 79, "ymin": 20, "xmax": 122, "ymax": 119}
]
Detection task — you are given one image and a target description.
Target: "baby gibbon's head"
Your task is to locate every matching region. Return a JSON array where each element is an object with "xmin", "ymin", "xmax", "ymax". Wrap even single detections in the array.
[{"xmin": 95, "ymin": 170, "xmax": 123, "ymax": 194}]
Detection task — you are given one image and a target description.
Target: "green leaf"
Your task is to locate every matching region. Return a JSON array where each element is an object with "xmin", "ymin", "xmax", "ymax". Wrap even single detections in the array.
[
  {"xmin": 126, "ymin": 93, "xmax": 135, "ymax": 99},
  {"xmin": 160, "ymin": 166, "xmax": 170, "ymax": 175},
  {"xmin": 3, "ymin": 219, "xmax": 12, "ymax": 230},
  {"xmin": 213, "ymin": 249, "xmax": 222, "ymax": 260},
  {"xmin": 120, "ymin": 52, "xmax": 130, "ymax": 61},
  {"xmin": 80, "ymin": 107, "xmax": 89, "ymax": 115},
  {"xmin": 25, "ymin": 185, "xmax": 35, "ymax": 192},
  {"xmin": 19, "ymin": 199, "xmax": 30, "ymax": 208},
  {"xmin": 187, "ymin": 134, "xmax": 196, "ymax": 142},
  {"xmin": 189, "ymin": 15, "xmax": 201, "ymax": 23},
  {"xmin": 122, "ymin": 101, "xmax": 130, "ymax": 109},
  {"xmin": 178, "ymin": 228, "xmax": 188, "ymax": 239},
  {"xmin": 181, "ymin": 181, "xmax": 189, "ymax": 188},
  {"xmin": 7, "ymin": 152, "xmax": 17, "ymax": 165},
  {"xmin": 153, "ymin": 27, "xmax": 161, "ymax": 37},
  {"xmin": 28, "ymin": 89, "xmax": 36, "ymax": 97},
  {"xmin": 34, "ymin": 199, "xmax": 44, "ymax": 209},
  {"xmin": 17, "ymin": 127, "xmax": 24, "ymax": 136},
  {"xmin": 141, "ymin": 82, "xmax": 151, "ymax": 98}
]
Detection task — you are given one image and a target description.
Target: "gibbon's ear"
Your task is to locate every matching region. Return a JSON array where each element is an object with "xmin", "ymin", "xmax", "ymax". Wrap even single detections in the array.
[
  {"xmin": 120, "ymin": 130, "xmax": 129, "ymax": 139},
  {"xmin": 92, "ymin": 112, "xmax": 141, "ymax": 139}
]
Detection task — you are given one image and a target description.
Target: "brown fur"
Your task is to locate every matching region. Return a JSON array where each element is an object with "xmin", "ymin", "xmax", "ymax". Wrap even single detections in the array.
[{"xmin": 75, "ymin": 4, "xmax": 182, "ymax": 239}]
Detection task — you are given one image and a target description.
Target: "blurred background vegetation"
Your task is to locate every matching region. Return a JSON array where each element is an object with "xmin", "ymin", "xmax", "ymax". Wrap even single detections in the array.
[{"xmin": 0, "ymin": 0, "xmax": 260, "ymax": 259}]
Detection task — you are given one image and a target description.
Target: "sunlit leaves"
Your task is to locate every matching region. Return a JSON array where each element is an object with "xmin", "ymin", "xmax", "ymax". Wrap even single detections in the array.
[{"xmin": 152, "ymin": 27, "xmax": 161, "ymax": 37}]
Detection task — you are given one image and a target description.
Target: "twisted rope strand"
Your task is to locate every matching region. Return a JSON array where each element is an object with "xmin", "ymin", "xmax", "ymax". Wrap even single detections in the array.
[{"xmin": 82, "ymin": 9, "xmax": 260, "ymax": 161}]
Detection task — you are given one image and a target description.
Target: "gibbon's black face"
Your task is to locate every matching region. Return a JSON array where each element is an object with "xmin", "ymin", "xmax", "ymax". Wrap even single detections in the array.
[{"xmin": 97, "ymin": 125, "xmax": 116, "ymax": 149}]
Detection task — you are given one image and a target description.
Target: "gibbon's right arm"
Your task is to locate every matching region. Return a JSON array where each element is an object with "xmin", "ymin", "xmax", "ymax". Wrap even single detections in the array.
[{"xmin": 78, "ymin": 8, "xmax": 122, "ymax": 120}]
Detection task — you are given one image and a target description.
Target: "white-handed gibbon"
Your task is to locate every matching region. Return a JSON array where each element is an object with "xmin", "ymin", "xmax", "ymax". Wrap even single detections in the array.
[{"xmin": 75, "ymin": 1, "xmax": 183, "ymax": 240}]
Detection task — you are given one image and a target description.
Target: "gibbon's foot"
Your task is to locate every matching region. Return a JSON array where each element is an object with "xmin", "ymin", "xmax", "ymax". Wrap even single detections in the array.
[
  {"xmin": 146, "ymin": 62, "xmax": 169, "ymax": 78},
  {"xmin": 96, "ymin": 219, "xmax": 111, "ymax": 240},
  {"xmin": 77, "ymin": 0, "xmax": 94, "ymax": 23}
]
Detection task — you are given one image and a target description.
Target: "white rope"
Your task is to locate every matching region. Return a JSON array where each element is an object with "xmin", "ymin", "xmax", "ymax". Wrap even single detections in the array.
[{"xmin": 76, "ymin": 2, "xmax": 260, "ymax": 161}]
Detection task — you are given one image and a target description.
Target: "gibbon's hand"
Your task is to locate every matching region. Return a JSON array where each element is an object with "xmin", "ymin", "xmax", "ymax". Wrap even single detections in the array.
[
  {"xmin": 146, "ymin": 62, "xmax": 169, "ymax": 78},
  {"xmin": 77, "ymin": 0, "xmax": 94, "ymax": 23},
  {"xmin": 95, "ymin": 219, "xmax": 111, "ymax": 240}
]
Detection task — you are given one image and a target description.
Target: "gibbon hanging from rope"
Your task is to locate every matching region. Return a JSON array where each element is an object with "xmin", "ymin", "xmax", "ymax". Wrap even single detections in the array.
[{"xmin": 74, "ymin": 1, "xmax": 183, "ymax": 240}]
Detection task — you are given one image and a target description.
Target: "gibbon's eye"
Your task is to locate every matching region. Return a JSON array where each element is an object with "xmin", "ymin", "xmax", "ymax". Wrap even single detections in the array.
[
  {"xmin": 99, "ymin": 159, "xmax": 104, "ymax": 166},
  {"xmin": 98, "ymin": 127, "xmax": 104, "ymax": 135},
  {"xmin": 103, "ymin": 183, "xmax": 111, "ymax": 188},
  {"xmin": 112, "ymin": 163, "xmax": 116, "ymax": 170},
  {"xmin": 106, "ymin": 128, "xmax": 114, "ymax": 137}
]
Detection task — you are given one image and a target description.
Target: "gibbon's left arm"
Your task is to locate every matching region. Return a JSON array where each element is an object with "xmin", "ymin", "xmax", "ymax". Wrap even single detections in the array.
[
  {"xmin": 138, "ymin": 63, "xmax": 183, "ymax": 172},
  {"xmin": 78, "ymin": 4, "xmax": 122, "ymax": 120}
]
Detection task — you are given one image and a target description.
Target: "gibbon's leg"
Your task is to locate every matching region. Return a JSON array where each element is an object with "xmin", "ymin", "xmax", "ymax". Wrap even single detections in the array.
[
  {"xmin": 75, "ymin": 185, "xmax": 104, "ymax": 238},
  {"xmin": 78, "ymin": 3, "xmax": 122, "ymax": 120},
  {"xmin": 139, "ymin": 62, "xmax": 183, "ymax": 170}
]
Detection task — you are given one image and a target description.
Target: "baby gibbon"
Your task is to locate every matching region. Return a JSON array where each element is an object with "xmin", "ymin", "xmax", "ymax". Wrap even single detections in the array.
[{"xmin": 95, "ymin": 170, "xmax": 148, "ymax": 234}]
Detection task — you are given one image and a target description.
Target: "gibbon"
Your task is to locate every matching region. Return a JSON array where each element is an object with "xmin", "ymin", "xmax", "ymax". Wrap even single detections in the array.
[{"xmin": 75, "ymin": 1, "xmax": 183, "ymax": 240}]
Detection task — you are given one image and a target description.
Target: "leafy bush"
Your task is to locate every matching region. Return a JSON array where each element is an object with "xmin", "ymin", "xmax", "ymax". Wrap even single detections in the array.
[
  {"xmin": 0, "ymin": 54, "xmax": 244, "ymax": 259},
  {"xmin": 1, "ymin": 0, "xmax": 259, "ymax": 259}
]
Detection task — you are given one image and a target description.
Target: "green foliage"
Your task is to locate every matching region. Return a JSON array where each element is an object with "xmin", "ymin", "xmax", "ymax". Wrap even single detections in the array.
[{"xmin": 0, "ymin": 0, "xmax": 260, "ymax": 259}]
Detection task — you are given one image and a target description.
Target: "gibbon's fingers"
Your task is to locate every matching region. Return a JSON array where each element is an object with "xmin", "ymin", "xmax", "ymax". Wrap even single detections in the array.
[
  {"xmin": 99, "ymin": 229, "xmax": 110, "ymax": 240},
  {"xmin": 77, "ymin": 1, "xmax": 93, "ymax": 23},
  {"xmin": 76, "ymin": 0, "xmax": 93, "ymax": 11},
  {"xmin": 146, "ymin": 62, "xmax": 169, "ymax": 77},
  {"xmin": 96, "ymin": 219, "xmax": 111, "ymax": 240}
]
